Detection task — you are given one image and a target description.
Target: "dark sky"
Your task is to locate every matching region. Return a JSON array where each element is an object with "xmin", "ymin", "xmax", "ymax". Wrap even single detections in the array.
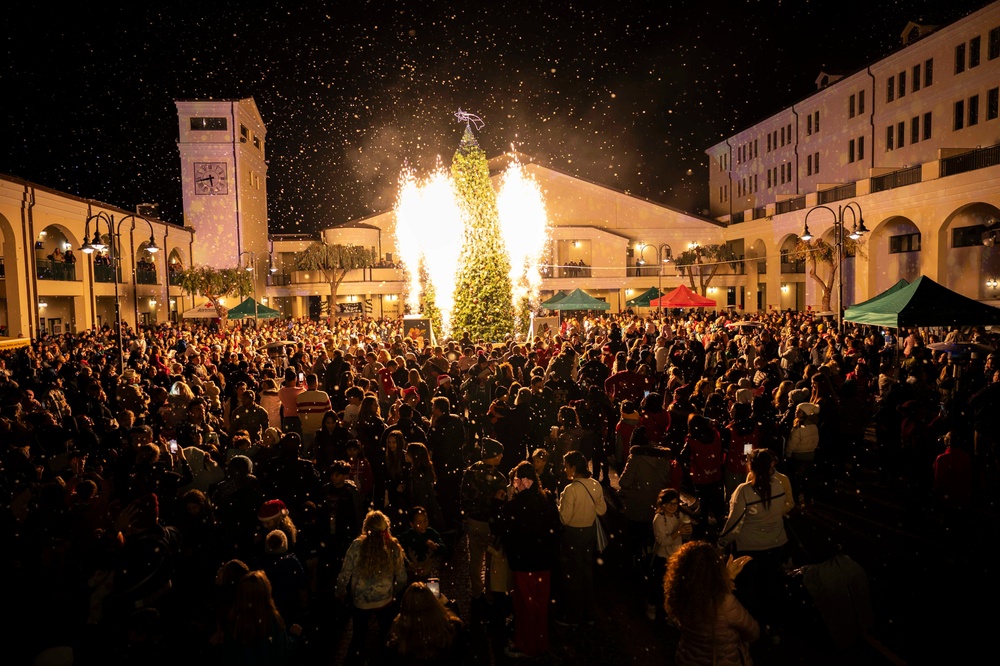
[{"xmin": 0, "ymin": 0, "xmax": 986, "ymax": 233}]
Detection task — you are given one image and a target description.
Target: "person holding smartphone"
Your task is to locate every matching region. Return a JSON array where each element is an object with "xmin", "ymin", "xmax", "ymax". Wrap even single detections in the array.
[{"xmin": 278, "ymin": 368, "xmax": 305, "ymax": 436}]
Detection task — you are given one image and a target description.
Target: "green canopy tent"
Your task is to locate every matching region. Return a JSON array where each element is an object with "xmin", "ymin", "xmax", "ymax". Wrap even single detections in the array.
[
  {"xmin": 846, "ymin": 278, "xmax": 909, "ymax": 311},
  {"xmin": 541, "ymin": 291, "xmax": 568, "ymax": 308},
  {"xmin": 226, "ymin": 297, "xmax": 281, "ymax": 320},
  {"xmin": 626, "ymin": 286, "xmax": 663, "ymax": 308},
  {"xmin": 843, "ymin": 275, "xmax": 1000, "ymax": 327},
  {"xmin": 547, "ymin": 288, "xmax": 611, "ymax": 311}
]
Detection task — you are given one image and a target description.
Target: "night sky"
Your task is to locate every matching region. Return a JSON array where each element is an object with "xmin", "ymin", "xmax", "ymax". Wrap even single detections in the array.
[{"xmin": 0, "ymin": 0, "xmax": 987, "ymax": 233}]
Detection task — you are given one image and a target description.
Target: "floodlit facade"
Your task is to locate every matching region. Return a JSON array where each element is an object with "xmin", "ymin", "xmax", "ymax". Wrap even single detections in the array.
[
  {"xmin": 0, "ymin": 176, "xmax": 195, "ymax": 339},
  {"xmin": 707, "ymin": 0, "xmax": 1000, "ymax": 313},
  {"xmin": 4, "ymin": 5, "xmax": 1000, "ymax": 340}
]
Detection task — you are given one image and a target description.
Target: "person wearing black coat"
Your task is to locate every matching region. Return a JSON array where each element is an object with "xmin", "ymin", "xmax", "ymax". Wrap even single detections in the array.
[{"xmin": 496, "ymin": 461, "xmax": 561, "ymax": 659}]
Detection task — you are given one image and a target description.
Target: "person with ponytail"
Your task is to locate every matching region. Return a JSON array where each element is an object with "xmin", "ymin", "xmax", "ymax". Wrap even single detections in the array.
[
  {"xmin": 336, "ymin": 510, "xmax": 407, "ymax": 663},
  {"xmin": 718, "ymin": 448, "xmax": 792, "ymax": 640}
]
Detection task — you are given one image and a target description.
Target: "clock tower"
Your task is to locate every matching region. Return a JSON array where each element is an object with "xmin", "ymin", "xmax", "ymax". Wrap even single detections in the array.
[{"xmin": 175, "ymin": 98, "xmax": 268, "ymax": 283}]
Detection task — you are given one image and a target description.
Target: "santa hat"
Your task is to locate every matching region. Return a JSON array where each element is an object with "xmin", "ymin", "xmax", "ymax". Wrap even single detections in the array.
[
  {"xmin": 437, "ymin": 374, "xmax": 452, "ymax": 386},
  {"xmin": 258, "ymin": 499, "xmax": 288, "ymax": 522}
]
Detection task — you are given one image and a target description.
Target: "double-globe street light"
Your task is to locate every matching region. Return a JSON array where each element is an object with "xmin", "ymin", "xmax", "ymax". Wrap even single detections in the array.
[
  {"xmin": 80, "ymin": 212, "xmax": 158, "ymax": 373},
  {"xmin": 636, "ymin": 242, "xmax": 673, "ymax": 315},
  {"xmin": 799, "ymin": 201, "xmax": 868, "ymax": 330}
]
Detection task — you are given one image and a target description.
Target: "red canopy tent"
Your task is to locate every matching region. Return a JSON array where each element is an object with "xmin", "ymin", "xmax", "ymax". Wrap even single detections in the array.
[{"xmin": 649, "ymin": 284, "xmax": 717, "ymax": 308}]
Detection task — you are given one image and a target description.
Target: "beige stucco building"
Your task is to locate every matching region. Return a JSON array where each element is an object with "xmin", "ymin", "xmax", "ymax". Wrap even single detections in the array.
[{"xmin": 4, "ymin": 4, "xmax": 1000, "ymax": 340}]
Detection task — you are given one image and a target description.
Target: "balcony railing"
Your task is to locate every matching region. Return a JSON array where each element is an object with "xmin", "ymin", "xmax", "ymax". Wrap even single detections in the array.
[
  {"xmin": 37, "ymin": 260, "xmax": 77, "ymax": 281},
  {"xmin": 780, "ymin": 259, "xmax": 806, "ymax": 274},
  {"xmin": 775, "ymin": 196, "xmax": 806, "ymax": 214},
  {"xmin": 817, "ymin": 182, "xmax": 857, "ymax": 204},
  {"xmin": 730, "ymin": 211, "xmax": 745, "ymax": 224},
  {"xmin": 168, "ymin": 273, "xmax": 183, "ymax": 286},
  {"xmin": 94, "ymin": 264, "xmax": 119, "ymax": 283},
  {"xmin": 870, "ymin": 165, "xmax": 922, "ymax": 193},
  {"xmin": 752, "ymin": 206, "xmax": 768, "ymax": 220},
  {"xmin": 136, "ymin": 268, "xmax": 158, "ymax": 285},
  {"xmin": 941, "ymin": 143, "xmax": 1000, "ymax": 177},
  {"xmin": 268, "ymin": 273, "xmax": 292, "ymax": 286}
]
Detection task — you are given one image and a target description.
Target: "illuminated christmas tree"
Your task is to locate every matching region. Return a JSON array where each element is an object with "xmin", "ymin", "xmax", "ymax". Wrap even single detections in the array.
[{"xmin": 450, "ymin": 125, "xmax": 514, "ymax": 342}]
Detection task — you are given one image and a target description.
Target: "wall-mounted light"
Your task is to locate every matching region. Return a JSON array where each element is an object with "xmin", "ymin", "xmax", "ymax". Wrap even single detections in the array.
[
  {"xmin": 38, "ymin": 301, "xmax": 48, "ymax": 309},
  {"xmin": 261, "ymin": 297, "xmax": 268, "ymax": 304},
  {"xmin": 39, "ymin": 230, "xmax": 47, "ymax": 237},
  {"xmin": 688, "ymin": 242, "xmax": 699, "ymax": 250},
  {"xmin": 987, "ymin": 278, "xmax": 999, "ymax": 289},
  {"xmin": 781, "ymin": 284, "xmax": 790, "ymax": 293},
  {"xmin": 64, "ymin": 242, "xmax": 72, "ymax": 251},
  {"xmin": 573, "ymin": 240, "xmax": 581, "ymax": 248},
  {"xmin": 625, "ymin": 289, "xmax": 634, "ymax": 295},
  {"xmin": 169, "ymin": 299, "xmax": 176, "ymax": 305},
  {"xmin": 219, "ymin": 298, "xmax": 225, "ymax": 305},
  {"xmin": 149, "ymin": 298, "xmax": 156, "ymax": 306},
  {"xmin": 707, "ymin": 287, "xmax": 718, "ymax": 294}
]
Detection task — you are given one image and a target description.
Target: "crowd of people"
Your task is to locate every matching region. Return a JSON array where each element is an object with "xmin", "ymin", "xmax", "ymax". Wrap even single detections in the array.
[{"xmin": 1, "ymin": 307, "xmax": 996, "ymax": 664}]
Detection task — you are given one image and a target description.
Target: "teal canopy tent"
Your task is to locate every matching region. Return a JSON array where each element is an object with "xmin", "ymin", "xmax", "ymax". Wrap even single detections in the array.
[
  {"xmin": 546, "ymin": 288, "xmax": 611, "ymax": 311},
  {"xmin": 843, "ymin": 275, "xmax": 1000, "ymax": 327},
  {"xmin": 226, "ymin": 297, "xmax": 281, "ymax": 320},
  {"xmin": 541, "ymin": 291, "xmax": 568, "ymax": 308},
  {"xmin": 626, "ymin": 286, "xmax": 663, "ymax": 308}
]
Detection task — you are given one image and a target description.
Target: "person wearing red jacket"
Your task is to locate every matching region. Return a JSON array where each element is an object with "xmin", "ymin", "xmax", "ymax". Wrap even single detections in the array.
[{"xmin": 681, "ymin": 414, "xmax": 726, "ymax": 532}]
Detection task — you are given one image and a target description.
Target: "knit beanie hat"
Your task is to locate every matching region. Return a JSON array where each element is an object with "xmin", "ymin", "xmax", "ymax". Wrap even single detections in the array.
[
  {"xmin": 481, "ymin": 438, "xmax": 504, "ymax": 460},
  {"xmin": 265, "ymin": 529, "xmax": 288, "ymax": 555}
]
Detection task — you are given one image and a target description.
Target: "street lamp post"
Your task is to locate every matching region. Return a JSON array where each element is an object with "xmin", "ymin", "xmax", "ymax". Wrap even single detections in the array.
[
  {"xmin": 638, "ymin": 243, "xmax": 673, "ymax": 315},
  {"xmin": 240, "ymin": 250, "xmax": 258, "ymax": 323},
  {"xmin": 799, "ymin": 201, "xmax": 868, "ymax": 330},
  {"xmin": 81, "ymin": 212, "xmax": 158, "ymax": 374}
]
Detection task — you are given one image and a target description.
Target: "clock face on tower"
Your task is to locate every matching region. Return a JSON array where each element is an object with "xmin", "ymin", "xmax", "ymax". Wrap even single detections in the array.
[{"xmin": 193, "ymin": 162, "xmax": 229, "ymax": 195}]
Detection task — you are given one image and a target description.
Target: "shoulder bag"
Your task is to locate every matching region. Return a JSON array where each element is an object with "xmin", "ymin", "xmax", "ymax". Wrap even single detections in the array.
[{"xmin": 575, "ymin": 480, "xmax": 609, "ymax": 553}]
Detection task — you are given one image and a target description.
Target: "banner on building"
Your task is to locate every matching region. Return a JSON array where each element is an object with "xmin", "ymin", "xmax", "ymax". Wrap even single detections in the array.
[{"xmin": 336, "ymin": 302, "xmax": 363, "ymax": 315}]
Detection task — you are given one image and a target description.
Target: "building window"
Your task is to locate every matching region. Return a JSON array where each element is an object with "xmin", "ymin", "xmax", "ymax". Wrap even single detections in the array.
[
  {"xmin": 897, "ymin": 121, "xmax": 905, "ymax": 148},
  {"xmin": 969, "ymin": 94, "xmax": 980, "ymax": 127},
  {"xmin": 848, "ymin": 139, "xmax": 856, "ymax": 163},
  {"xmin": 767, "ymin": 170, "xmax": 771, "ymax": 188},
  {"xmin": 253, "ymin": 135, "xmax": 261, "ymax": 150},
  {"xmin": 953, "ymin": 225, "xmax": 986, "ymax": 248},
  {"xmin": 887, "ymin": 75, "xmax": 895, "ymax": 102},
  {"xmin": 190, "ymin": 117, "xmax": 227, "ymax": 131},
  {"xmin": 886, "ymin": 125, "xmax": 894, "ymax": 150},
  {"xmin": 754, "ymin": 174, "xmax": 758, "ymax": 191},
  {"xmin": 923, "ymin": 111, "xmax": 933, "ymax": 140},
  {"xmin": 990, "ymin": 26, "xmax": 1000, "ymax": 60},
  {"xmin": 956, "ymin": 43, "xmax": 967, "ymax": 73},
  {"xmin": 780, "ymin": 164, "xmax": 786, "ymax": 184},
  {"xmin": 240, "ymin": 124, "xmax": 249, "ymax": 140},
  {"xmin": 814, "ymin": 111, "xmax": 820, "ymax": 132},
  {"xmin": 925, "ymin": 58, "xmax": 934, "ymax": 87},
  {"xmin": 911, "ymin": 116, "xmax": 920, "ymax": 144},
  {"xmin": 970, "ymin": 35, "xmax": 981, "ymax": 68},
  {"xmin": 858, "ymin": 136, "xmax": 865, "ymax": 160},
  {"xmin": 754, "ymin": 139, "xmax": 758, "ymax": 158},
  {"xmin": 767, "ymin": 133, "xmax": 772, "ymax": 152},
  {"xmin": 889, "ymin": 233, "xmax": 921, "ymax": 254},
  {"xmin": 787, "ymin": 124, "xmax": 792, "ymax": 144},
  {"xmin": 807, "ymin": 154, "xmax": 812, "ymax": 176},
  {"xmin": 898, "ymin": 70, "xmax": 906, "ymax": 97},
  {"xmin": 859, "ymin": 89, "xmax": 866, "ymax": 113},
  {"xmin": 988, "ymin": 87, "xmax": 999, "ymax": 121},
  {"xmin": 807, "ymin": 115, "xmax": 812, "ymax": 135},
  {"xmin": 786, "ymin": 163, "xmax": 792, "ymax": 182},
  {"xmin": 781, "ymin": 126, "xmax": 785, "ymax": 147},
  {"xmin": 814, "ymin": 152, "xmax": 819, "ymax": 174},
  {"xmin": 849, "ymin": 94, "xmax": 856, "ymax": 118},
  {"xmin": 955, "ymin": 99, "xmax": 965, "ymax": 130},
  {"xmin": 913, "ymin": 63, "xmax": 922, "ymax": 92}
]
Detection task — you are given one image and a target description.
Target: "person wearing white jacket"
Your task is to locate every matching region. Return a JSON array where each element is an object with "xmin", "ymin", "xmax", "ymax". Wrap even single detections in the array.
[{"xmin": 785, "ymin": 401, "xmax": 819, "ymax": 507}]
